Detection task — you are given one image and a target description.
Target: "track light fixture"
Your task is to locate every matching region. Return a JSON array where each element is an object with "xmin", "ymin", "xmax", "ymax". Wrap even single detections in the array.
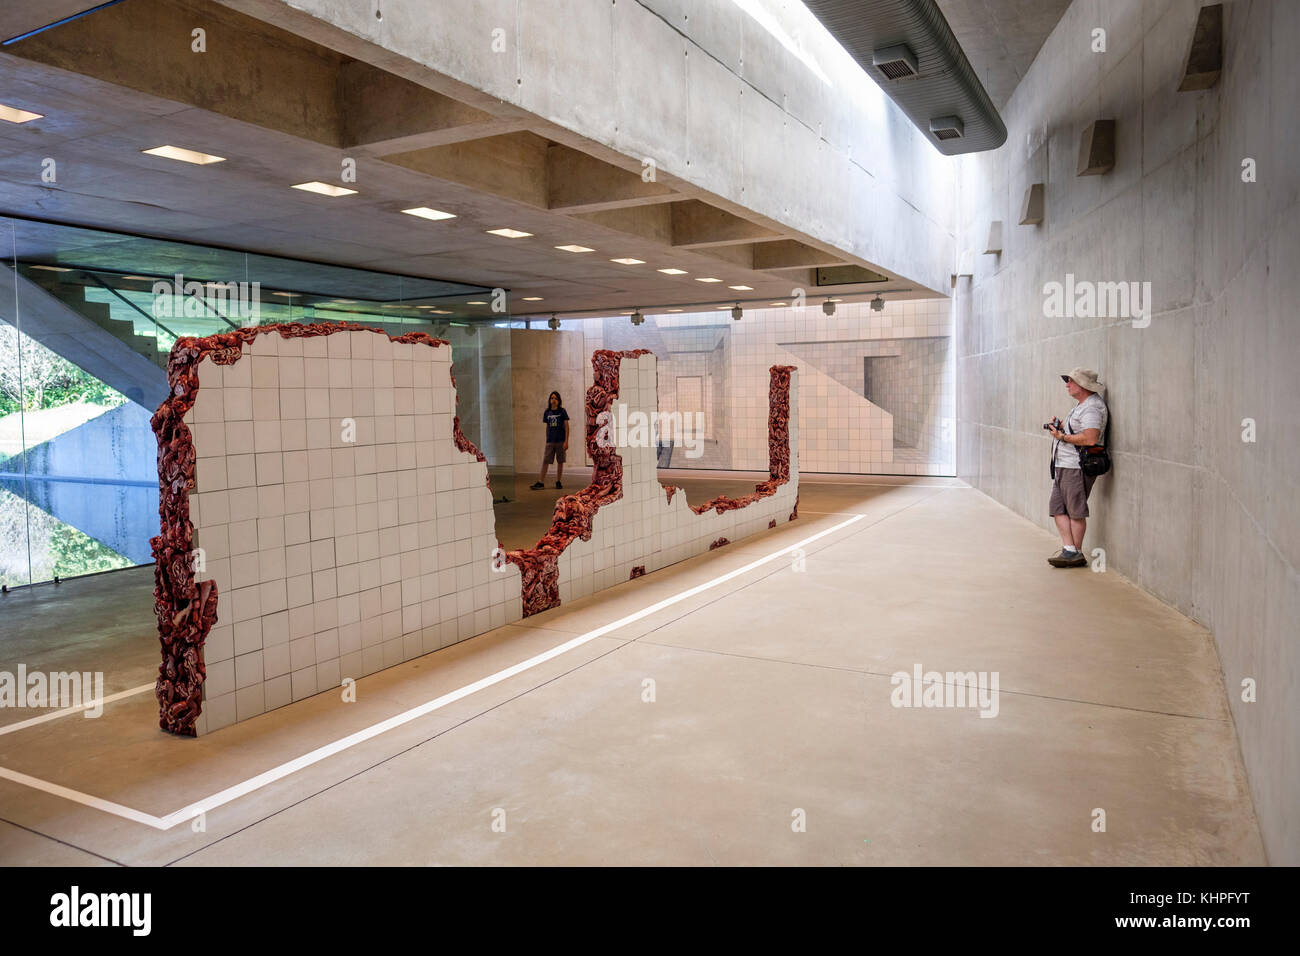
[
  {"xmin": 731, "ymin": 304, "xmax": 743, "ymax": 321},
  {"xmin": 547, "ymin": 313, "xmax": 560, "ymax": 330},
  {"xmin": 822, "ymin": 298, "xmax": 836, "ymax": 316},
  {"xmin": 871, "ymin": 294, "xmax": 885, "ymax": 312},
  {"xmin": 631, "ymin": 310, "xmax": 644, "ymax": 326}
]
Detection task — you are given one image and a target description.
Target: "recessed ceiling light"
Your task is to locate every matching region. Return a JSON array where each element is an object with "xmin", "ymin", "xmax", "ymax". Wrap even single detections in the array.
[
  {"xmin": 466, "ymin": 301, "xmax": 488, "ymax": 305},
  {"xmin": 121, "ymin": 275, "xmax": 153, "ymax": 281},
  {"xmin": 430, "ymin": 309, "xmax": 453, "ymax": 314},
  {"xmin": 487, "ymin": 228, "xmax": 532, "ymax": 238},
  {"xmin": 667, "ymin": 308, "xmax": 684, "ymax": 312},
  {"xmin": 521, "ymin": 296, "xmax": 544, "ymax": 301},
  {"xmin": 610, "ymin": 257, "xmax": 645, "ymax": 265},
  {"xmin": 555, "ymin": 244, "xmax": 594, "ymax": 253},
  {"xmin": 402, "ymin": 206, "xmax": 456, "ymax": 221},
  {"xmin": 729, "ymin": 285, "xmax": 754, "ymax": 291},
  {"xmin": 142, "ymin": 145, "xmax": 226, "ymax": 165},
  {"xmin": 658, "ymin": 268, "xmax": 688, "ymax": 275},
  {"xmin": 619, "ymin": 311, "xmax": 634, "ymax": 315},
  {"xmin": 28, "ymin": 265, "xmax": 71, "ymax": 272},
  {"xmin": 333, "ymin": 299, "xmax": 357, "ymax": 304},
  {"xmin": 715, "ymin": 305, "xmax": 733, "ymax": 310},
  {"xmin": 292, "ymin": 181, "xmax": 357, "ymax": 197},
  {"xmin": 271, "ymin": 291, "xmax": 295, "ymax": 297},
  {"xmin": 770, "ymin": 301, "xmax": 786, "ymax": 306},
  {"xmin": 0, "ymin": 104, "xmax": 44, "ymax": 124},
  {"xmin": 695, "ymin": 277, "xmax": 722, "ymax": 283}
]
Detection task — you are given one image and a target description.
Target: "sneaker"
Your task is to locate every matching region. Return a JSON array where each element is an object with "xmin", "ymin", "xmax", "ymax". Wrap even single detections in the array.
[
  {"xmin": 1048, "ymin": 548, "xmax": 1087, "ymax": 568},
  {"xmin": 530, "ymin": 481, "xmax": 544, "ymax": 490},
  {"xmin": 555, "ymin": 481, "xmax": 563, "ymax": 489}
]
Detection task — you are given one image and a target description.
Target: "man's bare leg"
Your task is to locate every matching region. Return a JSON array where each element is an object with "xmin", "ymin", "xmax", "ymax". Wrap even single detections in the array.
[{"xmin": 1054, "ymin": 514, "xmax": 1074, "ymax": 548}]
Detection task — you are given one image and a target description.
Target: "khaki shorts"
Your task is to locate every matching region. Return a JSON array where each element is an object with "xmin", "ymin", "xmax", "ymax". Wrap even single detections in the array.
[
  {"xmin": 1049, "ymin": 467, "xmax": 1097, "ymax": 519},
  {"xmin": 543, "ymin": 441, "xmax": 566, "ymax": 464}
]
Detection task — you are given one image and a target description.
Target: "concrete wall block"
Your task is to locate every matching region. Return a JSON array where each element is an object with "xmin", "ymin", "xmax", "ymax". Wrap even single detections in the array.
[
  {"xmin": 1138, "ymin": 306, "xmax": 1196, "ymax": 463},
  {"xmin": 1142, "ymin": 147, "xmax": 1197, "ymax": 314},
  {"xmin": 1135, "ymin": 456, "xmax": 1196, "ymax": 613},
  {"xmin": 612, "ymin": 0, "xmax": 689, "ymax": 170},
  {"xmin": 1251, "ymin": 555, "xmax": 1300, "ymax": 859},
  {"xmin": 520, "ymin": 0, "xmax": 616, "ymax": 140}
]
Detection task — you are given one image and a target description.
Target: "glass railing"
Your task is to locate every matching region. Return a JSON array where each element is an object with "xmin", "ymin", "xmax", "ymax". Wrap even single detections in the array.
[{"xmin": 1, "ymin": 216, "xmax": 517, "ymax": 589}]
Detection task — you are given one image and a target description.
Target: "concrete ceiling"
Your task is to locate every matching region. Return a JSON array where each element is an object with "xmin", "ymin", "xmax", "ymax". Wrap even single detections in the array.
[
  {"xmin": 0, "ymin": 0, "xmax": 1071, "ymax": 318},
  {"xmin": 0, "ymin": 1, "xmax": 114, "ymax": 44},
  {"xmin": 936, "ymin": 0, "xmax": 1073, "ymax": 108}
]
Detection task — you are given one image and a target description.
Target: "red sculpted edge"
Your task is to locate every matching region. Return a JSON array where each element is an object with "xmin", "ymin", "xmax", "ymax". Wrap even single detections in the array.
[
  {"xmin": 505, "ymin": 356, "xmax": 796, "ymax": 617},
  {"xmin": 151, "ymin": 322, "xmax": 483, "ymax": 737}
]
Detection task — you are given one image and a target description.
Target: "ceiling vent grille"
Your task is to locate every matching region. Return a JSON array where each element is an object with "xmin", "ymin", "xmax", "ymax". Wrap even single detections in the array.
[
  {"xmin": 930, "ymin": 115, "xmax": 964, "ymax": 140},
  {"xmin": 872, "ymin": 44, "xmax": 918, "ymax": 80}
]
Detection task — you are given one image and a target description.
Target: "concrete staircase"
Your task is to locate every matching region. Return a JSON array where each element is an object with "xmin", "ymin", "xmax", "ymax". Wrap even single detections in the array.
[{"xmin": 0, "ymin": 264, "xmax": 169, "ymax": 409}]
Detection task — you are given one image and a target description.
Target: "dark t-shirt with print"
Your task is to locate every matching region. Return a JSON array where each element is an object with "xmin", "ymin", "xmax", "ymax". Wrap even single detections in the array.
[{"xmin": 543, "ymin": 406, "xmax": 569, "ymax": 443}]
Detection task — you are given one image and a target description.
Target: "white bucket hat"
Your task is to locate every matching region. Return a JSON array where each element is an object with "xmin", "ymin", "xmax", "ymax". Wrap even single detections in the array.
[{"xmin": 1061, "ymin": 367, "xmax": 1104, "ymax": 394}]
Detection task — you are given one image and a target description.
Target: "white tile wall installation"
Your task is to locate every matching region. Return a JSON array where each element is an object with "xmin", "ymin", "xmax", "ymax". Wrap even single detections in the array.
[
  {"xmin": 546, "ymin": 353, "xmax": 799, "ymax": 604},
  {"xmin": 177, "ymin": 332, "xmax": 798, "ymax": 734},
  {"xmin": 584, "ymin": 299, "xmax": 954, "ymax": 476},
  {"xmin": 182, "ymin": 329, "xmax": 523, "ymax": 734}
]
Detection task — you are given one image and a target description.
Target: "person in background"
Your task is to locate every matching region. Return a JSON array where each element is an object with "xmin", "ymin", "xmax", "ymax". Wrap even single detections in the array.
[
  {"xmin": 530, "ymin": 390, "xmax": 570, "ymax": 491},
  {"xmin": 1045, "ymin": 367, "xmax": 1109, "ymax": 567}
]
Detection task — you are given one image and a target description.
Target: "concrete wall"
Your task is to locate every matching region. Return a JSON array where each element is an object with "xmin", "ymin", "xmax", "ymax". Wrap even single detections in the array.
[
  {"xmin": 954, "ymin": 0, "xmax": 1299, "ymax": 863},
  {"xmin": 232, "ymin": 0, "xmax": 957, "ymax": 294}
]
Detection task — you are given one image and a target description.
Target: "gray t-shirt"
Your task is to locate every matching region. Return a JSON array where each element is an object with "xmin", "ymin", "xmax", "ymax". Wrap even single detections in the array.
[{"xmin": 1055, "ymin": 392, "xmax": 1108, "ymax": 468}]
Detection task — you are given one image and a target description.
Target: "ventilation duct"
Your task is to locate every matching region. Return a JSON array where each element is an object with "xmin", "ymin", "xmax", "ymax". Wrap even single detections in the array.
[{"xmin": 803, "ymin": 0, "xmax": 1007, "ymax": 155}]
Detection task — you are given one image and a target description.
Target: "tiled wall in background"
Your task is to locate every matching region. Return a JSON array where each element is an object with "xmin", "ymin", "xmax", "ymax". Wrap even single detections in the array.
[{"xmin": 582, "ymin": 298, "xmax": 954, "ymax": 475}]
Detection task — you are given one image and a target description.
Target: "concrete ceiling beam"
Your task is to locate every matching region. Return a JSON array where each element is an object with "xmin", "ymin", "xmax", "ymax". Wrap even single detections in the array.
[
  {"xmin": 752, "ymin": 240, "xmax": 847, "ymax": 271},
  {"xmin": 6, "ymin": 0, "xmax": 348, "ymax": 147},
  {"xmin": 668, "ymin": 200, "xmax": 783, "ymax": 249},
  {"xmin": 339, "ymin": 61, "xmax": 530, "ymax": 154},
  {"xmin": 385, "ymin": 132, "xmax": 551, "ymax": 209},
  {"xmin": 570, "ymin": 206, "xmax": 675, "ymax": 246},
  {"xmin": 546, "ymin": 144, "xmax": 679, "ymax": 214}
]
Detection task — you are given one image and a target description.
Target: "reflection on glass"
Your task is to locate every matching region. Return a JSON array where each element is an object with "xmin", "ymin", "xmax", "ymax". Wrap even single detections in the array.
[{"xmin": 0, "ymin": 217, "xmax": 516, "ymax": 588}]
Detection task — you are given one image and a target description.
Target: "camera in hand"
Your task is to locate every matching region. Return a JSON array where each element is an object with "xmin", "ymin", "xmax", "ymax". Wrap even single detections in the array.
[{"xmin": 1043, "ymin": 416, "xmax": 1063, "ymax": 432}]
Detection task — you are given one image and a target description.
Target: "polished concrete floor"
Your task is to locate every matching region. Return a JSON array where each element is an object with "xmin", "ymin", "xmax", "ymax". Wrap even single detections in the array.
[{"xmin": 0, "ymin": 475, "xmax": 1265, "ymax": 865}]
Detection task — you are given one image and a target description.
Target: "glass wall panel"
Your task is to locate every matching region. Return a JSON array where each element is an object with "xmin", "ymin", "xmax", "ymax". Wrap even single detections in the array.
[{"xmin": 0, "ymin": 216, "xmax": 515, "ymax": 589}]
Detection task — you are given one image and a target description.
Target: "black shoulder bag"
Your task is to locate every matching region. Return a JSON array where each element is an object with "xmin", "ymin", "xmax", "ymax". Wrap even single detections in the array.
[{"xmin": 1075, "ymin": 415, "xmax": 1111, "ymax": 477}]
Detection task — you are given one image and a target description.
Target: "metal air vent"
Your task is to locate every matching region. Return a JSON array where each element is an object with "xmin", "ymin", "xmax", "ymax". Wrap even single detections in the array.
[
  {"xmin": 872, "ymin": 43, "xmax": 918, "ymax": 80},
  {"xmin": 930, "ymin": 115, "xmax": 964, "ymax": 140}
]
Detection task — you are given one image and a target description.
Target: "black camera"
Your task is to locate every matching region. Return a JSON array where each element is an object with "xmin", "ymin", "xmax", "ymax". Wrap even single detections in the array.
[{"xmin": 1043, "ymin": 416, "xmax": 1063, "ymax": 432}]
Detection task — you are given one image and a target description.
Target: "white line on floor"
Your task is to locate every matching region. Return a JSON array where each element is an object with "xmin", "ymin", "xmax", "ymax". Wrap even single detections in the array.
[
  {"xmin": 0, "ymin": 513, "xmax": 866, "ymax": 832},
  {"xmin": 0, "ymin": 683, "xmax": 155, "ymax": 738}
]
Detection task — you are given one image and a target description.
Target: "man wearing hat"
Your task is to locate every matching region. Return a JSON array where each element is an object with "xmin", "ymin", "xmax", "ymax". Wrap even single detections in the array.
[{"xmin": 1045, "ymin": 367, "xmax": 1108, "ymax": 567}]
